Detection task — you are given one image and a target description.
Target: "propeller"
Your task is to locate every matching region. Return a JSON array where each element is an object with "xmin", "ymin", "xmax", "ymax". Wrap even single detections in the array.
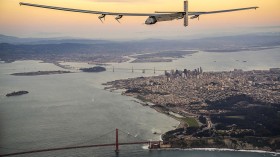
[
  {"xmin": 98, "ymin": 14, "xmax": 106, "ymax": 23},
  {"xmin": 190, "ymin": 15, "xmax": 200, "ymax": 20},
  {"xmin": 115, "ymin": 15, "xmax": 123, "ymax": 23},
  {"xmin": 98, "ymin": 18, "xmax": 103, "ymax": 23}
]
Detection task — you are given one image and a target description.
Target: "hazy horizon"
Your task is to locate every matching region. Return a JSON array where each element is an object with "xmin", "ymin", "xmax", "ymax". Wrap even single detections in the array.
[{"xmin": 1, "ymin": 25, "xmax": 280, "ymax": 42}]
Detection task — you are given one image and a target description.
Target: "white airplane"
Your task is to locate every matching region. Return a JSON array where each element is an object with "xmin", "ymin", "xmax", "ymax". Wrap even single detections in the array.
[{"xmin": 19, "ymin": 1, "xmax": 258, "ymax": 27}]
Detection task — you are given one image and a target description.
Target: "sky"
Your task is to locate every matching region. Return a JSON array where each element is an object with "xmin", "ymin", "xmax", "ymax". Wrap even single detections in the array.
[{"xmin": 0, "ymin": 0, "xmax": 279, "ymax": 40}]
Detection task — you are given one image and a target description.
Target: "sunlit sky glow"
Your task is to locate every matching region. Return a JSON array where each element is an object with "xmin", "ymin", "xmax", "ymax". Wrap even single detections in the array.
[{"xmin": 0, "ymin": 0, "xmax": 279, "ymax": 40}]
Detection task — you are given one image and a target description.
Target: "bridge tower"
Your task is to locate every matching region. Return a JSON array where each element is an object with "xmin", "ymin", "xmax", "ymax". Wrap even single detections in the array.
[
  {"xmin": 115, "ymin": 128, "xmax": 119, "ymax": 153},
  {"xmin": 142, "ymin": 69, "xmax": 145, "ymax": 73}
]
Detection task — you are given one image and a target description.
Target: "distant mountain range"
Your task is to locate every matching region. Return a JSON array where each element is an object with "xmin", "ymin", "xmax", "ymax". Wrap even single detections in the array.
[
  {"xmin": 0, "ymin": 33, "xmax": 279, "ymax": 63},
  {"xmin": 0, "ymin": 34, "xmax": 112, "ymax": 45}
]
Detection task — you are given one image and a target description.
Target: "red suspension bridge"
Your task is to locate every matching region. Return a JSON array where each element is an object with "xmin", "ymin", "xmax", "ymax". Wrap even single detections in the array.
[{"xmin": 0, "ymin": 128, "xmax": 163, "ymax": 157}]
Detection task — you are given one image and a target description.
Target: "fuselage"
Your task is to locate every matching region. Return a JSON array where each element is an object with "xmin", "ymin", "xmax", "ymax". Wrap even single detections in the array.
[{"xmin": 145, "ymin": 13, "xmax": 184, "ymax": 25}]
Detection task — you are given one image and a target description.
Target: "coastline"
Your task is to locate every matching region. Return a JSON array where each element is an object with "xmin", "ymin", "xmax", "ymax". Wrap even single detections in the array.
[
  {"xmin": 103, "ymin": 83, "xmax": 280, "ymax": 153},
  {"xmin": 130, "ymin": 99, "xmax": 184, "ymax": 129},
  {"xmin": 151, "ymin": 147, "xmax": 280, "ymax": 155},
  {"xmin": 141, "ymin": 144, "xmax": 280, "ymax": 155},
  {"xmin": 133, "ymin": 95, "xmax": 280, "ymax": 153}
]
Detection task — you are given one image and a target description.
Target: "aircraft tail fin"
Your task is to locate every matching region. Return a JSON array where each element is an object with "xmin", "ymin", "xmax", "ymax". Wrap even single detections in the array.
[{"xmin": 184, "ymin": 0, "xmax": 188, "ymax": 27}]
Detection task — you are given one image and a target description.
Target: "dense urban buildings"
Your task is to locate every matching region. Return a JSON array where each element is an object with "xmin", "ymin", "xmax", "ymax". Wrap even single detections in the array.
[{"xmin": 104, "ymin": 68, "xmax": 280, "ymax": 151}]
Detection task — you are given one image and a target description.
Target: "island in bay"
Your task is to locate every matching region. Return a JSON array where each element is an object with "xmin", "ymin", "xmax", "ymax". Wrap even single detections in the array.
[
  {"xmin": 6, "ymin": 91, "xmax": 29, "ymax": 97},
  {"xmin": 11, "ymin": 70, "xmax": 72, "ymax": 76},
  {"xmin": 80, "ymin": 66, "xmax": 106, "ymax": 73},
  {"xmin": 104, "ymin": 68, "xmax": 280, "ymax": 152}
]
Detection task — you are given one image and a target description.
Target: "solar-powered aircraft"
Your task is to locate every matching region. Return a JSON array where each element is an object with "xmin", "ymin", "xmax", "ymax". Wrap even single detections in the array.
[{"xmin": 19, "ymin": 1, "xmax": 258, "ymax": 27}]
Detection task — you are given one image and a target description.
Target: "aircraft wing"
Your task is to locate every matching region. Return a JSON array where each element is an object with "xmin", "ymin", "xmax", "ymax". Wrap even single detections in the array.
[
  {"xmin": 189, "ymin": 7, "xmax": 258, "ymax": 16},
  {"xmin": 19, "ymin": 2, "xmax": 258, "ymax": 16},
  {"xmin": 19, "ymin": 2, "xmax": 162, "ymax": 16},
  {"xmin": 19, "ymin": 2, "xmax": 258, "ymax": 26}
]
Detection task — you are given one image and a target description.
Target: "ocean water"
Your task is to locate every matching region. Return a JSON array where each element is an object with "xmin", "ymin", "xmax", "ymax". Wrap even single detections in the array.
[{"xmin": 0, "ymin": 49, "xmax": 280, "ymax": 157}]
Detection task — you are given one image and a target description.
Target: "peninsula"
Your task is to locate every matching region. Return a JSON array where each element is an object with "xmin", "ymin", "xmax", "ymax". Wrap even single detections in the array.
[
  {"xmin": 131, "ymin": 50, "xmax": 198, "ymax": 63},
  {"xmin": 11, "ymin": 70, "xmax": 72, "ymax": 76},
  {"xmin": 104, "ymin": 68, "xmax": 280, "ymax": 152}
]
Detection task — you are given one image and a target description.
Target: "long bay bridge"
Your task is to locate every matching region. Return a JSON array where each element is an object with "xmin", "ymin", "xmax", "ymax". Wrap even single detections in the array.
[
  {"xmin": 0, "ymin": 128, "xmax": 164, "ymax": 157},
  {"xmin": 109, "ymin": 67, "xmax": 168, "ymax": 74}
]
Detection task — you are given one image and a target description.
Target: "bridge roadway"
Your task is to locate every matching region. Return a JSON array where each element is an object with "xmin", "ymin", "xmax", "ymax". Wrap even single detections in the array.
[
  {"xmin": 0, "ymin": 141, "xmax": 159, "ymax": 157},
  {"xmin": 110, "ymin": 68, "xmax": 167, "ymax": 71}
]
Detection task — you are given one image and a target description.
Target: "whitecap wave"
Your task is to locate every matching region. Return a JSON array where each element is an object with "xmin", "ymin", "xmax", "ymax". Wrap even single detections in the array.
[{"xmin": 142, "ymin": 145, "xmax": 149, "ymax": 150}]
